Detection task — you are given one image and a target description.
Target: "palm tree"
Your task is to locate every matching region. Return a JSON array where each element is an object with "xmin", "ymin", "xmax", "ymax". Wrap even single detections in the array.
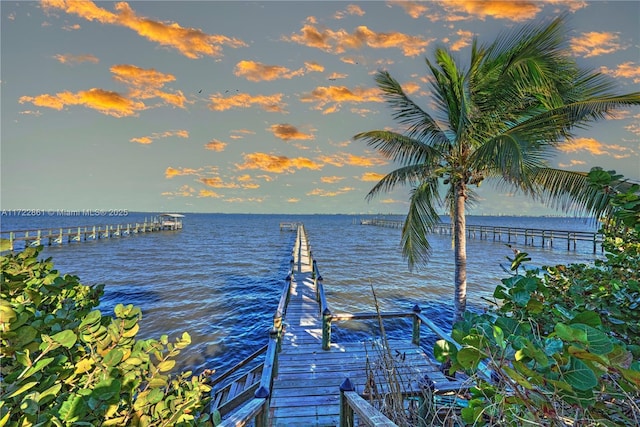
[{"xmin": 354, "ymin": 16, "xmax": 640, "ymax": 325}]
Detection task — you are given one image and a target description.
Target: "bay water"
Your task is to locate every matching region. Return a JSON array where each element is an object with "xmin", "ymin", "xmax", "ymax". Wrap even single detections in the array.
[{"xmin": 1, "ymin": 213, "xmax": 600, "ymax": 377}]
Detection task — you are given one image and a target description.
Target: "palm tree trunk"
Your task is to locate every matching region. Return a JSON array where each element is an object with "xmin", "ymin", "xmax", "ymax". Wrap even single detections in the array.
[{"xmin": 453, "ymin": 182, "xmax": 467, "ymax": 325}]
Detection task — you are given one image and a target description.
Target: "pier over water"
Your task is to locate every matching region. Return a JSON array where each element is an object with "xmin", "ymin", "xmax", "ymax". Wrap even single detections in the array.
[
  {"xmin": 361, "ymin": 218, "xmax": 603, "ymax": 253},
  {"xmin": 0, "ymin": 214, "xmax": 184, "ymax": 252},
  {"xmin": 211, "ymin": 224, "xmax": 470, "ymax": 427}
]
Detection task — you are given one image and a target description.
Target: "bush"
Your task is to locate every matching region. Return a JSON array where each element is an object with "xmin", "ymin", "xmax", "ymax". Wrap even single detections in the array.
[
  {"xmin": 435, "ymin": 169, "xmax": 640, "ymax": 426},
  {"xmin": 0, "ymin": 247, "xmax": 213, "ymax": 426}
]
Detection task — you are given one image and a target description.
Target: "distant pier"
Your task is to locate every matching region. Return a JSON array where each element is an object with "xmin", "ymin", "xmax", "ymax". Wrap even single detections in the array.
[
  {"xmin": 361, "ymin": 218, "xmax": 603, "ymax": 253},
  {"xmin": 0, "ymin": 214, "xmax": 183, "ymax": 252}
]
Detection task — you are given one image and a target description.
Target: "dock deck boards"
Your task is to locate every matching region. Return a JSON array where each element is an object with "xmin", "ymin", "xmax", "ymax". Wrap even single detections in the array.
[{"xmin": 269, "ymin": 230, "xmax": 443, "ymax": 427}]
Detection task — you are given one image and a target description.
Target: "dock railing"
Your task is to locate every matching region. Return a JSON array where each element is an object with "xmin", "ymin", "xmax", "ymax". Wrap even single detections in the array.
[
  {"xmin": 339, "ymin": 378, "xmax": 397, "ymax": 427},
  {"xmin": 362, "ymin": 219, "xmax": 603, "ymax": 253},
  {"xmin": 217, "ymin": 224, "xmax": 302, "ymax": 427},
  {"xmin": 1, "ymin": 217, "xmax": 180, "ymax": 251}
]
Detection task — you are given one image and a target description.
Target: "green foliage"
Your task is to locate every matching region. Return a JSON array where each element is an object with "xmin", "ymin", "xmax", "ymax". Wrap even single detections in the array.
[
  {"xmin": 435, "ymin": 171, "xmax": 640, "ymax": 425},
  {"xmin": 0, "ymin": 247, "xmax": 213, "ymax": 426}
]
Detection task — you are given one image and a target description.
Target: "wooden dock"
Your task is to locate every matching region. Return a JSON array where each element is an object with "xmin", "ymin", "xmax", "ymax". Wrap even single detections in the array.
[
  {"xmin": 361, "ymin": 218, "xmax": 603, "ymax": 253},
  {"xmin": 0, "ymin": 214, "xmax": 183, "ymax": 252},
  {"xmin": 212, "ymin": 224, "xmax": 471, "ymax": 427}
]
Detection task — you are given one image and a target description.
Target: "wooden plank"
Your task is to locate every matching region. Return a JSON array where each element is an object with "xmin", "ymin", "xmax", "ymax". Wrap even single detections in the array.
[
  {"xmin": 218, "ymin": 398, "xmax": 266, "ymax": 427},
  {"xmin": 268, "ymin": 224, "xmax": 457, "ymax": 426},
  {"xmin": 343, "ymin": 391, "xmax": 396, "ymax": 427}
]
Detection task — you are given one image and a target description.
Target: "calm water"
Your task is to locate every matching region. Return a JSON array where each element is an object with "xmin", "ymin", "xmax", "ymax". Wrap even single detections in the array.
[{"xmin": 1, "ymin": 213, "xmax": 600, "ymax": 376}]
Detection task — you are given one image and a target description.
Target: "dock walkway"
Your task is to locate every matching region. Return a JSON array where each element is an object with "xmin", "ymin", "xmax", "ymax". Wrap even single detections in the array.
[
  {"xmin": 0, "ymin": 214, "xmax": 183, "ymax": 252},
  {"xmin": 269, "ymin": 227, "xmax": 448, "ymax": 426},
  {"xmin": 213, "ymin": 223, "xmax": 470, "ymax": 427}
]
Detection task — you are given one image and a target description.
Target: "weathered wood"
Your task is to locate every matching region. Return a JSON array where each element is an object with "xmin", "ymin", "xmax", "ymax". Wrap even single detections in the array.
[
  {"xmin": 361, "ymin": 219, "xmax": 602, "ymax": 253},
  {"xmin": 210, "ymin": 345, "xmax": 267, "ymax": 389},
  {"xmin": 342, "ymin": 391, "xmax": 397, "ymax": 427},
  {"xmin": 217, "ymin": 397, "xmax": 266, "ymax": 427},
  {"xmin": 3, "ymin": 217, "xmax": 181, "ymax": 251},
  {"xmin": 269, "ymin": 224, "xmax": 448, "ymax": 426}
]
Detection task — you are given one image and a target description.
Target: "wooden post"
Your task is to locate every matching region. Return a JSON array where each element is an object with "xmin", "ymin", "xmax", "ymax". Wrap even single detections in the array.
[
  {"xmin": 412, "ymin": 304, "xmax": 422, "ymax": 346},
  {"xmin": 270, "ymin": 327, "xmax": 280, "ymax": 375},
  {"xmin": 322, "ymin": 307, "xmax": 332, "ymax": 350},
  {"xmin": 9, "ymin": 232, "xmax": 14, "ymax": 251},
  {"xmin": 254, "ymin": 388, "xmax": 269, "ymax": 427},
  {"xmin": 316, "ymin": 273, "xmax": 323, "ymax": 303},
  {"xmin": 340, "ymin": 378, "xmax": 355, "ymax": 427}
]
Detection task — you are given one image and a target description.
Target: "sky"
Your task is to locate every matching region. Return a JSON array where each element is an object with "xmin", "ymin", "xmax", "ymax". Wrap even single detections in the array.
[{"xmin": 1, "ymin": 1, "xmax": 639, "ymax": 215}]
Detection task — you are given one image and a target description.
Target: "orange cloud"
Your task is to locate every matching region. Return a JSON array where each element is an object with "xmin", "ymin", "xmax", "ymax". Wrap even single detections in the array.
[
  {"xmin": 41, "ymin": 0, "xmax": 247, "ymax": 59},
  {"xmin": 600, "ymin": 62, "xmax": 640, "ymax": 83},
  {"xmin": 111, "ymin": 64, "xmax": 186, "ymax": 108},
  {"xmin": 327, "ymin": 72, "xmax": 348, "ymax": 80},
  {"xmin": 19, "ymin": 88, "xmax": 145, "ymax": 117},
  {"xmin": 162, "ymin": 184, "xmax": 196, "ymax": 197},
  {"xmin": 223, "ymin": 196, "xmax": 266, "ymax": 204},
  {"xmin": 334, "ymin": 4, "xmax": 365, "ymax": 19},
  {"xmin": 53, "ymin": 53, "xmax": 99, "ymax": 64},
  {"xmin": 321, "ymin": 176, "xmax": 345, "ymax": 184},
  {"xmin": 131, "ymin": 129, "xmax": 189, "ymax": 144},
  {"xmin": 235, "ymin": 60, "xmax": 312, "ymax": 82},
  {"xmin": 449, "ymin": 29, "xmax": 474, "ymax": 51},
  {"xmin": 380, "ymin": 198, "xmax": 404, "ymax": 204},
  {"xmin": 439, "ymin": 0, "xmax": 543, "ymax": 21},
  {"xmin": 558, "ymin": 159, "xmax": 587, "ymax": 168},
  {"xmin": 287, "ymin": 198, "xmax": 300, "ymax": 203},
  {"xmin": 391, "ymin": 1, "xmax": 428, "ymax": 19},
  {"xmin": 305, "ymin": 61, "xmax": 325, "ymax": 73},
  {"xmin": 269, "ymin": 124, "xmax": 315, "ymax": 141},
  {"xmin": 300, "ymin": 85, "xmax": 383, "ymax": 114},
  {"xmin": 285, "ymin": 24, "xmax": 433, "ymax": 57},
  {"xmin": 359, "ymin": 172, "xmax": 386, "ymax": 181},
  {"xmin": 199, "ymin": 177, "xmax": 239, "ymax": 189},
  {"xmin": 557, "ymin": 137, "xmax": 632, "ymax": 158},
  {"xmin": 19, "ymin": 63, "xmax": 186, "ymax": 116},
  {"xmin": 318, "ymin": 152, "xmax": 388, "ymax": 167},
  {"xmin": 307, "ymin": 187, "xmax": 355, "ymax": 197},
  {"xmin": 198, "ymin": 189, "xmax": 223, "ymax": 198},
  {"xmin": 209, "ymin": 92, "xmax": 286, "ymax": 113},
  {"xmin": 165, "ymin": 167, "xmax": 203, "ymax": 178},
  {"xmin": 205, "ymin": 139, "xmax": 227, "ymax": 151},
  {"xmin": 230, "ymin": 129, "xmax": 256, "ymax": 139},
  {"xmin": 236, "ymin": 153, "xmax": 323, "ymax": 173},
  {"xmin": 570, "ymin": 32, "xmax": 624, "ymax": 58}
]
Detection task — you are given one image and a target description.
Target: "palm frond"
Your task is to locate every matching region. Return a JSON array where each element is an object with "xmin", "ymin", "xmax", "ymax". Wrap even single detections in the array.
[
  {"xmin": 365, "ymin": 163, "xmax": 439, "ymax": 201},
  {"xmin": 470, "ymin": 132, "xmax": 550, "ymax": 193},
  {"xmin": 401, "ymin": 179, "xmax": 442, "ymax": 270},
  {"xmin": 530, "ymin": 168, "xmax": 613, "ymax": 218},
  {"xmin": 353, "ymin": 130, "xmax": 442, "ymax": 166},
  {"xmin": 374, "ymin": 70, "xmax": 450, "ymax": 145}
]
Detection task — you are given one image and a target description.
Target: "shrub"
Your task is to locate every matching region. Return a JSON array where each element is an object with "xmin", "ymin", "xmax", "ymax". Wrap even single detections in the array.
[
  {"xmin": 435, "ymin": 169, "xmax": 640, "ymax": 426},
  {"xmin": 0, "ymin": 247, "xmax": 213, "ymax": 426}
]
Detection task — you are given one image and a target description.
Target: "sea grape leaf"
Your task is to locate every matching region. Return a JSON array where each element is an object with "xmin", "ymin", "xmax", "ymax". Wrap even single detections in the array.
[
  {"xmin": 456, "ymin": 347, "xmax": 484, "ymax": 370},
  {"xmin": 554, "ymin": 323, "xmax": 588, "ymax": 344},
  {"xmin": 570, "ymin": 311, "xmax": 602, "ymax": 327},
  {"xmin": 52, "ymin": 330, "xmax": 77, "ymax": 349},
  {"xmin": 571, "ymin": 324, "xmax": 613, "ymax": 355},
  {"xmin": 434, "ymin": 339, "xmax": 458, "ymax": 362},
  {"xmin": 544, "ymin": 338, "xmax": 564, "ymax": 356},
  {"xmin": 563, "ymin": 357, "xmax": 597, "ymax": 391}
]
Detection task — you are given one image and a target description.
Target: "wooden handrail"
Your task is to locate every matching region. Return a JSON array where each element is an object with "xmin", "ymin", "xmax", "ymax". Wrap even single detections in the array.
[
  {"xmin": 209, "ymin": 344, "xmax": 268, "ymax": 389},
  {"xmin": 217, "ymin": 397, "xmax": 267, "ymax": 427},
  {"xmin": 340, "ymin": 378, "xmax": 397, "ymax": 427},
  {"xmin": 362, "ymin": 219, "xmax": 603, "ymax": 253}
]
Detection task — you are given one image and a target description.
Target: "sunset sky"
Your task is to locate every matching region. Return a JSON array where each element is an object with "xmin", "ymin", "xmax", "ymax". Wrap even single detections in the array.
[{"xmin": 2, "ymin": 1, "xmax": 638, "ymax": 215}]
